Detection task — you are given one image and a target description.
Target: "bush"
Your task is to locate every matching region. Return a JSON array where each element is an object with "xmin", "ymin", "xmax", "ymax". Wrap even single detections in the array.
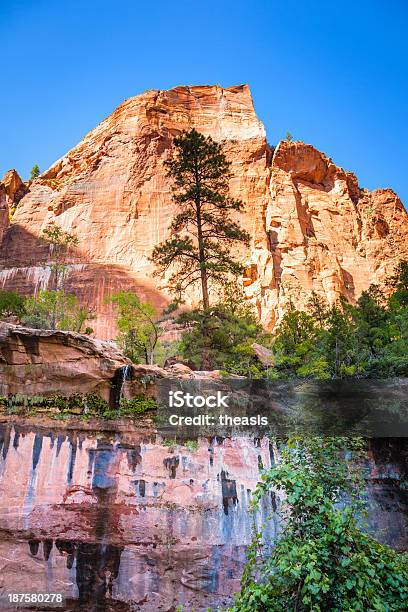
[
  {"xmin": 0, "ymin": 290, "xmax": 25, "ymax": 319},
  {"xmin": 118, "ymin": 395, "xmax": 157, "ymax": 416},
  {"xmin": 231, "ymin": 437, "xmax": 408, "ymax": 611},
  {"xmin": 23, "ymin": 289, "xmax": 92, "ymax": 332}
]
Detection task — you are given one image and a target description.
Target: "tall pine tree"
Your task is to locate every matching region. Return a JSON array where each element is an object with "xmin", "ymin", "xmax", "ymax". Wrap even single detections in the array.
[{"xmin": 151, "ymin": 129, "xmax": 250, "ymax": 309}]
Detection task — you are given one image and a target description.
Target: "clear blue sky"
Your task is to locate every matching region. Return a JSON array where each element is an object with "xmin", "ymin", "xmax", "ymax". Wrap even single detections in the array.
[{"xmin": 1, "ymin": 0, "xmax": 407, "ymax": 204}]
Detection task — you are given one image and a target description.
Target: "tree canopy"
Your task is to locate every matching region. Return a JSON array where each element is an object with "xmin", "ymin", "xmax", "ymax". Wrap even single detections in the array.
[
  {"xmin": 273, "ymin": 263, "xmax": 408, "ymax": 379},
  {"xmin": 151, "ymin": 129, "xmax": 249, "ymax": 309},
  {"xmin": 108, "ymin": 291, "xmax": 160, "ymax": 365}
]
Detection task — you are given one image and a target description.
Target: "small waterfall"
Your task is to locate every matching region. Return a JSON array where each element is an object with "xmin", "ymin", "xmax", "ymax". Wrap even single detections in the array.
[
  {"xmin": 118, "ymin": 365, "xmax": 131, "ymax": 403},
  {"xmin": 109, "ymin": 365, "xmax": 131, "ymax": 409}
]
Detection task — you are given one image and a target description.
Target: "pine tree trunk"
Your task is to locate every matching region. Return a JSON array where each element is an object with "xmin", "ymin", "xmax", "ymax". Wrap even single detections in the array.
[
  {"xmin": 195, "ymin": 201, "xmax": 209, "ymax": 309},
  {"xmin": 195, "ymin": 198, "xmax": 211, "ymax": 368}
]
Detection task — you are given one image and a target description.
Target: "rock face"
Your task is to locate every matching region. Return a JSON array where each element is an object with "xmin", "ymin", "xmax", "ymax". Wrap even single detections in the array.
[
  {"xmin": 259, "ymin": 142, "xmax": 408, "ymax": 327},
  {"xmin": 0, "ymin": 85, "xmax": 407, "ymax": 337},
  {"xmin": 0, "ymin": 170, "xmax": 27, "ymax": 242},
  {"xmin": 0, "ymin": 186, "xmax": 9, "ymax": 246},
  {"xmin": 0, "ymin": 169, "xmax": 27, "ymax": 210},
  {"xmin": 0, "ymin": 421, "xmax": 277, "ymax": 610},
  {"xmin": 0, "ymin": 420, "xmax": 406, "ymax": 610},
  {"xmin": 0, "ymin": 323, "xmax": 130, "ymax": 399}
]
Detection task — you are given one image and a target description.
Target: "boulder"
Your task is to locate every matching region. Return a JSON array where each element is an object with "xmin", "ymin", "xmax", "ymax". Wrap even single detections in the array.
[
  {"xmin": 0, "ymin": 322, "xmax": 130, "ymax": 399},
  {"xmin": 251, "ymin": 342, "xmax": 275, "ymax": 367}
]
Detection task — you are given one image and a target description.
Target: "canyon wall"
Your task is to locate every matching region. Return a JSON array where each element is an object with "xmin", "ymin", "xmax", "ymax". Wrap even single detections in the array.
[
  {"xmin": 0, "ymin": 421, "xmax": 406, "ymax": 610},
  {"xmin": 0, "ymin": 323, "xmax": 130, "ymax": 399},
  {"xmin": 1, "ymin": 85, "xmax": 407, "ymax": 338},
  {"xmin": 0, "ymin": 421, "xmax": 277, "ymax": 610}
]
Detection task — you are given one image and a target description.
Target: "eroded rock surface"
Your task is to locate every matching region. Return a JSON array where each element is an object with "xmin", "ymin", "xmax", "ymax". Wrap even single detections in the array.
[
  {"xmin": 0, "ymin": 421, "xmax": 406, "ymax": 611},
  {"xmin": 0, "ymin": 169, "xmax": 27, "ymax": 210},
  {"xmin": 0, "ymin": 323, "xmax": 130, "ymax": 398},
  {"xmin": 0, "ymin": 421, "xmax": 277, "ymax": 610},
  {"xmin": 0, "ymin": 85, "xmax": 407, "ymax": 337}
]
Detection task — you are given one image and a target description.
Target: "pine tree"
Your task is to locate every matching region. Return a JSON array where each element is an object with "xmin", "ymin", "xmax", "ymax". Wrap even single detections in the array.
[
  {"xmin": 388, "ymin": 260, "xmax": 408, "ymax": 307},
  {"xmin": 307, "ymin": 291, "xmax": 329, "ymax": 327},
  {"xmin": 150, "ymin": 129, "xmax": 250, "ymax": 309},
  {"xmin": 30, "ymin": 164, "xmax": 40, "ymax": 180}
]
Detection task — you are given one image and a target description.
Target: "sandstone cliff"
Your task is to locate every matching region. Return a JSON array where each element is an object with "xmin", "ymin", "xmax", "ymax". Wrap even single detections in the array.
[
  {"xmin": 0, "ymin": 420, "xmax": 273, "ymax": 609},
  {"xmin": 0, "ymin": 323, "xmax": 130, "ymax": 398},
  {"xmin": 0, "ymin": 421, "xmax": 405, "ymax": 609},
  {"xmin": 0, "ymin": 186, "xmax": 9, "ymax": 246},
  {"xmin": 0, "ymin": 323, "xmax": 212, "ymax": 401},
  {"xmin": 0, "ymin": 85, "xmax": 407, "ymax": 337}
]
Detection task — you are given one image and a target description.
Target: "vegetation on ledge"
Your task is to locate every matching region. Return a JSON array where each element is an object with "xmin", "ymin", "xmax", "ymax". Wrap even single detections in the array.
[
  {"xmin": 0, "ymin": 393, "xmax": 157, "ymax": 421},
  {"xmin": 272, "ymin": 261, "xmax": 408, "ymax": 380}
]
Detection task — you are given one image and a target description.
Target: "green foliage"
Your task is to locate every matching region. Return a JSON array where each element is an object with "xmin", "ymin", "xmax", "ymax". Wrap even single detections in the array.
[
  {"xmin": 232, "ymin": 437, "xmax": 408, "ymax": 611},
  {"xmin": 285, "ymin": 131, "xmax": 293, "ymax": 142},
  {"xmin": 160, "ymin": 439, "xmax": 199, "ymax": 452},
  {"xmin": 1, "ymin": 391, "xmax": 157, "ymax": 421},
  {"xmin": 42, "ymin": 222, "xmax": 79, "ymax": 251},
  {"xmin": 184, "ymin": 439, "xmax": 199, "ymax": 452},
  {"xmin": 307, "ymin": 290, "xmax": 330, "ymax": 327},
  {"xmin": 0, "ymin": 290, "xmax": 25, "ymax": 319},
  {"xmin": 41, "ymin": 222, "xmax": 79, "ymax": 290},
  {"xmin": 387, "ymin": 260, "xmax": 408, "ymax": 307},
  {"xmin": 153, "ymin": 338, "xmax": 182, "ymax": 367},
  {"xmin": 272, "ymin": 262, "xmax": 408, "ymax": 379},
  {"xmin": 108, "ymin": 291, "xmax": 160, "ymax": 364},
  {"xmin": 178, "ymin": 283, "xmax": 271, "ymax": 373},
  {"xmin": 150, "ymin": 129, "xmax": 250, "ymax": 309},
  {"xmin": 118, "ymin": 394, "xmax": 157, "ymax": 416},
  {"xmin": 30, "ymin": 164, "xmax": 40, "ymax": 180},
  {"xmin": 161, "ymin": 438, "xmax": 178, "ymax": 450},
  {"xmin": 23, "ymin": 289, "xmax": 92, "ymax": 332},
  {"xmin": 83, "ymin": 393, "xmax": 156, "ymax": 420}
]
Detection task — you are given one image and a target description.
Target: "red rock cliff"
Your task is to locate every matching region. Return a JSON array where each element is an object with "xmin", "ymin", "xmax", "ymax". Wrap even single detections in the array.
[{"xmin": 0, "ymin": 85, "xmax": 407, "ymax": 337}]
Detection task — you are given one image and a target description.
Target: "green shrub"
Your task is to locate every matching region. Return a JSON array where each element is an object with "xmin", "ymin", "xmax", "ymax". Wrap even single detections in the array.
[
  {"xmin": 118, "ymin": 395, "xmax": 157, "ymax": 416},
  {"xmin": 0, "ymin": 290, "xmax": 25, "ymax": 319},
  {"xmin": 231, "ymin": 437, "xmax": 408, "ymax": 611}
]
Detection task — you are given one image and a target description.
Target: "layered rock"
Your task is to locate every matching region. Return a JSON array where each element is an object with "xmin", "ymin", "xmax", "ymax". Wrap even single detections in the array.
[
  {"xmin": 0, "ymin": 169, "xmax": 27, "ymax": 210},
  {"xmin": 0, "ymin": 85, "xmax": 407, "ymax": 337},
  {"xmin": 0, "ymin": 185, "xmax": 9, "ymax": 246},
  {"xmin": 0, "ymin": 421, "xmax": 406, "ymax": 610},
  {"xmin": 0, "ymin": 421, "xmax": 276, "ymax": 609},
  {"xmin": 251, "ymin": 142, "xmax": 408, "ymax": 327},
  {"xmin": 0, "ymin": 323, "xmax": 130, "ymax": 398}
]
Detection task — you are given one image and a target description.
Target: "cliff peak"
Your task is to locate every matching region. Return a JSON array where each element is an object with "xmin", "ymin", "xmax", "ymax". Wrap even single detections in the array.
[{"xmin": 0, "ymin": 86, "xmax": 407, "ymax": 337}]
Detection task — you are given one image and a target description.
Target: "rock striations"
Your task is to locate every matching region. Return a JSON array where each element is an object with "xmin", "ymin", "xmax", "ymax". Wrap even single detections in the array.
[{"xmin": 0, "ymin": 85, "xmax": 407, "ymax": 337}]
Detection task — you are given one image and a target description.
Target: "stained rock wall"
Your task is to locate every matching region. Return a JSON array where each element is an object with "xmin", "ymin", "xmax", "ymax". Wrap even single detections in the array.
[
  {"xmin": 0, "ymin": 422, "xmax": 277, "ymax": 610},
  {"xmin": 0, "ymin": 422, "xmax": 406, "ymax": 610},
  {"xmin": 0, "ymin": 85, "xmax": 407, "ymax": 337}
]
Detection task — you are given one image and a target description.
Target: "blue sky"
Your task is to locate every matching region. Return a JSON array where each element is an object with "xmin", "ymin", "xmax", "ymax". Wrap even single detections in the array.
[{"xmin": 1, "ymin": 0, "xmax": 407, "ymax": 204}]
